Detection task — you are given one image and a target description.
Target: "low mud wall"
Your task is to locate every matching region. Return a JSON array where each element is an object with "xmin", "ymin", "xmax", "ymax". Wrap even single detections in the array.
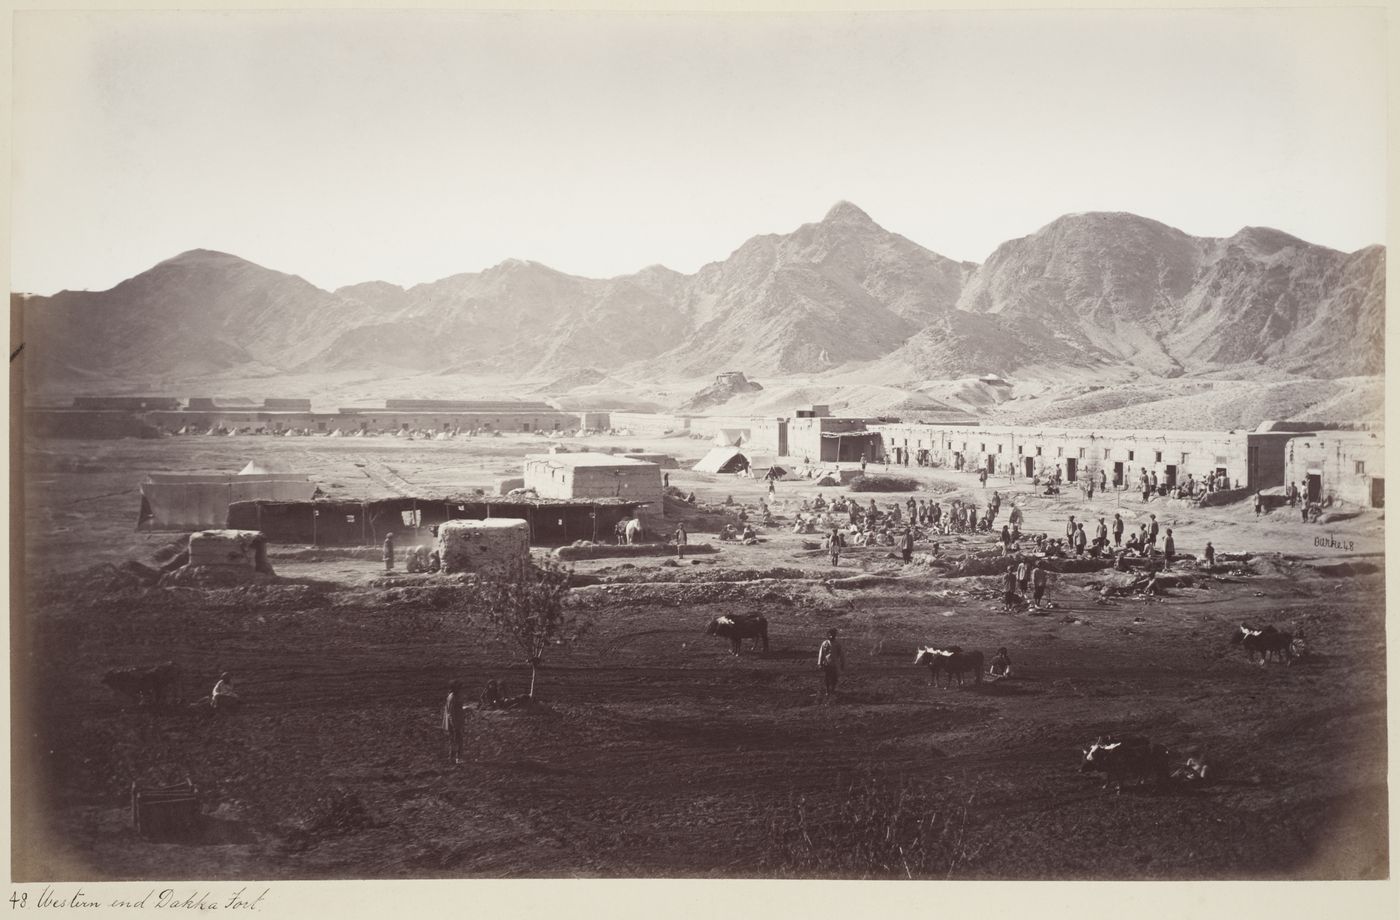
[{"xmin": 554, "ymin": 542, "xmax": 717, "ymax": 561}]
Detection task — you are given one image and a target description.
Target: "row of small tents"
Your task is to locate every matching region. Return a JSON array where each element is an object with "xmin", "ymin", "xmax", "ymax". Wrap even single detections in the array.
[{"xmin": 169, "ymin": 428, "xmax": 489, "ymax": 439}]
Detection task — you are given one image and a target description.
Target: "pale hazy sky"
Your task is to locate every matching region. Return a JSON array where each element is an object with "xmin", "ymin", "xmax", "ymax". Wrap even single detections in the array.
[{"xmin": 11, "ymin": 7, "xmax": 1387, "ymax": 295}]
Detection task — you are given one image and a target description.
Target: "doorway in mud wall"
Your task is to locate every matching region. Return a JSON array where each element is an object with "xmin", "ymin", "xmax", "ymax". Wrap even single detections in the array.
[
  {"xmin": 1113, "ymin": 462, "xmax": 1124, "ymax": 487},
  {"xmin": 986, "ymin": 454, "xmax": 997, "ymax": 476},
  {"xmin": 1371, "ymin": 477, "xmax": 1384, "ymax": 508},
  {"xmin": 1065, "ymin": 458, "xmax": 1077, "ymax": 481},
  {"xmin": 1023, "ymin": 457, "xmax": 1035, "ymax": 478},
  {"xmin": 1164, "ymin": 465, "xmax": 1178, "ymax": 488},
  {"xmin": 1307, "ymin": 473, "xmax": 1322, "ymax": 503}
]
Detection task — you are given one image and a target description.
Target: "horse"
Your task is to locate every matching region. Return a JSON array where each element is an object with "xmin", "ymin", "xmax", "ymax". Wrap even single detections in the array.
[{"xmin": 914, "ymin": 646, "xmax": 985, "ymax": 688}]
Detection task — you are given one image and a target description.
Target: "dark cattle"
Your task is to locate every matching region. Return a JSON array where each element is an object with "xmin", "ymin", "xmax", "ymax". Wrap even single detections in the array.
[
  {"xmin": 1229, "ymin": 623, "xmax": 1294, "ymax": 666},
  {"xmin": 1079, "ymin": 735, "xmax": 1171, "ymax": 793},
  {"xmin": 102, "ymin": 662, "xmax": 182, "ymax": 708},
  {"xmin": 914, "ymin": 646, "xmax": 984, "ymax": 688},
  {"xmin": 704, "ymin": 614, "xmax": 769, "ymax": 656}
]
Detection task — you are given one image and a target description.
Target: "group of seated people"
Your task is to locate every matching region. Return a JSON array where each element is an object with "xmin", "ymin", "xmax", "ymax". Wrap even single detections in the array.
[
  {"xmin": 718, "ymin": 522, "xmax": 760, "ymax": 544},
  {"xmin": 404, "ymin": 545, "xmax": 441, "ymax": 573}
]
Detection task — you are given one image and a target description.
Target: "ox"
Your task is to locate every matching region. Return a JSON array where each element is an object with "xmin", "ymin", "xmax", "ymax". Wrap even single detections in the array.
[
  {"xmin": 1079, "ymin": 735, "xmax": 1171, "ymax": 793},
  {"xmin": 914, "ymin": 646, "xmax": 984, "ymax": 688},
  {"xmin": 705, "ymin": 613, "xmax": 770, "ymax": 656},
  {"xmin": 102, "ymin": 662, "xmax": 183, "ymax": 708},
  {"xmin": 1229, "ymin": 624, "xmax": 1294, "ymax": 666}
]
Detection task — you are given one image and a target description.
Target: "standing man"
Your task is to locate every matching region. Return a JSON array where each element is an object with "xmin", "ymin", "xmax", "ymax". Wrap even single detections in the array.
[
  {"xmin": 979, "ymin": 468, "xmax": 988, "ymax": 488},
  {"xmin": 901, "ymin": 527, "xmax": 915, "ymax": 564},
  {"xmin": 1100, "ymin": 468, "xmax": 1108, "ymax": 493},
  {"xmin": 1096, "ymin": 516, "xmax": 1108, "ymax": 547},
  {"xmin": 1147, "ymin": 514, "xmax": 1160, "ymax": 552},
  {"xmin": 674, "ymin": 522, "xmax": 688, "ymax": 559},
  {"xmin": 1003, "ymin": 565, "xmax": 1020, "ymax": 610},
  {"xmin": 1073, "ymin": 523, "xmax": 1088, "ymax": 556},
  {"xmin": 382, "ymin": 533, "xmax": 396, "ymax": 572},
  {"xmin": 1253, "ymin": 491, "xmax": 1263, "ymax": 517},
  {"xmin": 1112, "ymin": 513, "xmax": 1124, "ymax": 547},
  {"xmin": 1163, "ymin": 528, "xmax": 1176, "ymax": 567},
  {"xmin": 443, "ymin": 681, "xmax": 466, "ymax": 765},
  {"xmin": 828, "ymin": 526, "xmax": 845, "ymax": 567},
  {"xmin": 1031, "ymin": 562, "xmax": 1049, "ymax": 610},
  {"xmin": 1066, "ymin": 515, "xmax": 1077, "ymax": 542},
  {"xmin": 1203, "ymin": 541, "xmax": 1216, "ymax": 569},
  {"xmin": 1016, "ymin": 557, "xmax": 1032, "ymax": 594},
  {"xmin": 817, "ymin": 628, "xmax": 846, "ymax": 700}
]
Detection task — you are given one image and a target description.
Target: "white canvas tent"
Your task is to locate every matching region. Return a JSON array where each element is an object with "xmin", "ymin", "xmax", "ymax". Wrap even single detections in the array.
[
  {"xmin": 692, "ymin": 446, "xmax": 753, "ymax": 474},
  {"xmin": 713, "ymin": 428, "xmax": 750, "ymax": 447},
  {"xmin": 139, "ymin": 471, "xmax": 317, "ymax": 531},
  {"xmin": 238, "ymin": 460, "xmax": 293, "ymax": 476}
]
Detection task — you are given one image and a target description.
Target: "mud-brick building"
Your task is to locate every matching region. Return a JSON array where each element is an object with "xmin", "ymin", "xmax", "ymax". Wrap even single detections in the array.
[
  {"xmin": 523, "ymin": 453, "xmax": 664, "ymax": 520},
  {"xmin": 869, "ymin": 422, "xmax": 1297, "ymax": 492},
  {"xmin": 1284, "ymin": 431, "xmax": 1385, "ymax": 508},
  {"xmin": 786, "ymin": 417, "xmax": 882, "ymax": 463},
  {"xmin": 71, "ymin": 396, "xmax": 181, "ymax": 411}
]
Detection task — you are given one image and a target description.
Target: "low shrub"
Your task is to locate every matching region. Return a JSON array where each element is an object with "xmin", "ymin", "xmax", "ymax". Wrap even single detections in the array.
[
  {"xmin": 761, "ymin": 767, "xmax": 979, "ymax": 879},
  {"xmin": 848, "ymin": 475, "xmax": 920, "ymax": 493}
]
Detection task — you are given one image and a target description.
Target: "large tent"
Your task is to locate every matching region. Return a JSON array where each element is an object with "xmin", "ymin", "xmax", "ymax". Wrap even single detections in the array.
[
  {"xmin": 692, "ymin": 447, "xmax": 753, "ymax": 474},
  {"xmin": 138, "ymin": 471, "xmax": 317, "ymax": 531}
]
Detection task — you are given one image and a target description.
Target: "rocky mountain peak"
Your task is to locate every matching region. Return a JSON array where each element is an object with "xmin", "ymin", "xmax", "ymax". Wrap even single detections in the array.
[{"xmin": 821, "ymin": 200, "xmax": 877, "ymax": 226}]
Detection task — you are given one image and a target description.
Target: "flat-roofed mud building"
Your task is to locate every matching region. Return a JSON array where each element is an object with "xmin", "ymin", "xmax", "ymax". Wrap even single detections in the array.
[
  {"xmin": 227, "ymin": 496, "xmax": 646, "ymax": 547},
  {"xmin": 523, "ymin": 453, "xmax": 664, "ymax": 521},
  {"xmin": 870, "ymin": 422, "xmax": 1305, "ymax": 492},
  {"xmin": 1284, "ymin": 431, "xmax": 1385, "ymax": 508}
]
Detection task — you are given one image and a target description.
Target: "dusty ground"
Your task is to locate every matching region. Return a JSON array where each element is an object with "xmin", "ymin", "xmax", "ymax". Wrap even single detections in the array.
[{"xmin": 12, "ymin": 432, "xmax": 1389, "ymax": 880}]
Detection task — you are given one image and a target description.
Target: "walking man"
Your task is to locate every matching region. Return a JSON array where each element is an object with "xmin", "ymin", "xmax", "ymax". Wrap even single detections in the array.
[
  {"xmin": 817, "ymin": 628, "xmax": 846, "ymax": 699},
  {"xmin": 443, "ymin": 681, "xmax": 466, "ymax": 765},
  {"xmin": 382, "ymin": 533, "xmax": 396, "ymax": 572}
]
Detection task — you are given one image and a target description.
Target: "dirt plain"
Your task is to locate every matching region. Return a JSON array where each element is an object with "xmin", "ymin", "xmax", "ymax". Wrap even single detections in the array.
[{"xmin": 12, "ymin": 431, "xmax": 1389, "ymax": 880}]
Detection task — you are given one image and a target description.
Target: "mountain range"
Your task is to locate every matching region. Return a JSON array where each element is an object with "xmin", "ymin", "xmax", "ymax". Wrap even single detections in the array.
[{"xmin": 19, "ymin": 202, "xmax": 1385, "ymax": 397}]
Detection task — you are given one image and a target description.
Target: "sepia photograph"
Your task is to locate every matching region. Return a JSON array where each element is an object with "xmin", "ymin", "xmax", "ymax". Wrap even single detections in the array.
[{"xmin": 7, "ymin": 2, "xmax": 1391, "ymax": 895}]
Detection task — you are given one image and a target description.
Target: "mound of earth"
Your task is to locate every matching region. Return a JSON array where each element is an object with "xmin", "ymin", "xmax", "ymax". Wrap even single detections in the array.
[{"xmin": 679, "ymin": 372, "xmax": 764, "ymax": 412}]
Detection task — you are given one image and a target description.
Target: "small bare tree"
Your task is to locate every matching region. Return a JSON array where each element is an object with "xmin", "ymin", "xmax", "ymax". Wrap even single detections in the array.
[{"xmin": 472, "ymin": 558, "xmax": 587, "ymax": 699}]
